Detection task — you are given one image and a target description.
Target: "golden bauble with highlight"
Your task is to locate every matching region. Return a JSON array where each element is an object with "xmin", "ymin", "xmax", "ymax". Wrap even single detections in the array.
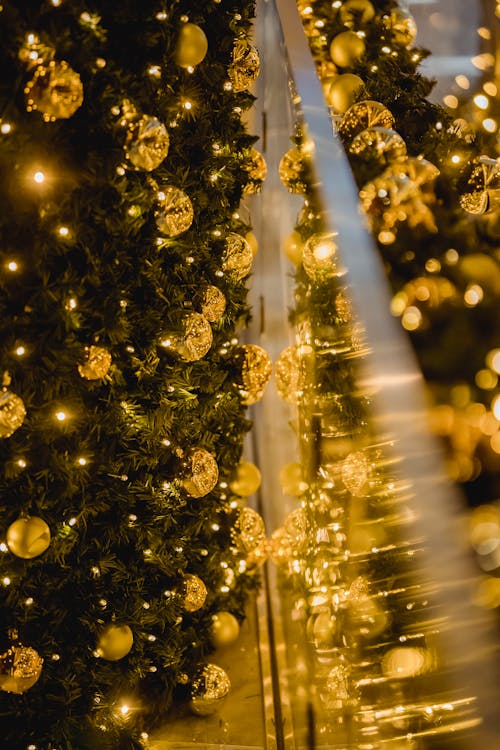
[
  {"xmin": 0, "ymin": 391, "xmax": 26, "ymax": 438},
  {"xmin": 125, "ymin": 115, "xmax": 170, "ymax": 171},
  {"xmin": 284, "ymin": 230, "xmax": 304, "ymax": 266},
  {"xmin": 329, "ymin": 31, "xmax": 366, "ymax": 69},
  {"xmin": 232, "ymin": 507, "xmax": 266, "ymax": 553},
  {"xmin": 279, "ymin": 146, "xmax": 310, "ymax": 194},
  {"xmin": 229, "ymin": 40, "xmax": 260, "ymax": 92},
  {"xmin": 199, "ymin": 285, "xmax": 226, "ymax": 323},
  {"xmin": 175, "ymin": 23, "xmax": 208, "ymax": 68},
  {"xmin": 232, "ymin": 344, "xmax": 272, "ymax": 404},
  {"xmin": 78, "ymin": 345, "xmax": 112, "ymax": 380},
  {"xmin": 326, "ymin": 73, "xmax": 364, "ymax": 113},
  {"xmin": 155, "ymin": 186, "xmax": 194, "ymax": 236},
  {"xmin": 0, "ymin": 642, "xmax": 43, "ymax": 694},
  {"xmin": 339, "ymin": 100, "xmax": 395, "ymax": 142},
  {"xmin": 96, "ymin": 624, "xmax": 133, "ymax": 661},
  {"xmin": 183, "ymin": 574, "xmax": 207, "ymax": 612},
  {"xmin": 190, "ymin": 663, "xmax": 231, "ymax": 716},
  {"xmin": 211, "ymin": 611, "xmax": 240, "ymax": 648},
  {"xmin": 302, "ymin": 232, "xmax": 341, "ymax": 282},
  {"xmin": 25, "ymin": 60, "xmax": 83, "ymax": 121},
  {"xmin": 222, "ymin": 232, "xmax": 254, "ymax": 280},
  {"xmin": 230, "ymin": 461, "xmax": 262, "ymax": 496},
  {"xmin": 349, "ymin": 126, "xmax": 407, "ymax": 164},
  {"xmin": 182, "ymin": 447, "xmax": 219, "ymax": 498},
  {"xmin": 384, "ymin": 8, "xmax": 417, "ymax": 48},
  {"xmin": 7, "ymin": 517, "xmax": 51, "ymax": 559},
  {"xmin": 242, "ymin": 148, "xmax": 267, "ymax": 195},
  {"xmin": 339, "ymin": 0, "xmax": 375, "ymax": 28}
]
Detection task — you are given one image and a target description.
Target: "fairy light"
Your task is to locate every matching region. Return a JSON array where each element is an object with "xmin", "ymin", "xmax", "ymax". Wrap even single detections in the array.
[
  {"xmin": 25, "ymin": 597, "xmax": 34, "ymax": 606},
  {"xmin": 58, "ymin": 226, "xmax": 69, "ymax": 237},
  {"xmin": 455, "ymin": 75, "xmax": 470, "ymax": 90},
  {"xmin": 450, "ymin": 154, "xmax": 461, "ymax": 164},
  {"xmin": 464, "ymin": 284, "xmax": 483, "ymax": 307},
  {"xmin": 482, "ymin": 119, "xmax": 497, "ymax": 133},
  {"xmin": 0, "ymin": 543, "xmax": 7, "ymax": 552},
  {"xmin": 443, "ymin": 95, "xmax": 458, "ymax": 109},
  {"xmin": 473, "ymin": 94, "xmax": 489, "ymax": 110},
  {"xmin": 77, "ymin": 457, "xmax": 87, "ymax": 466},
  {"xmin": 15, "ymin": 345, "xmax": 25, "ymax": 356},
  {"xmin": 182, "ymin": 100, "xmax": 192, "ymax": 111},
  {"xmin": 66, "ymin": 297, "xmax": 77, "ymax": 310},
  {"xmin": 17, "ymin": 459, "xmax": 26, "ymax": 468},
  {"xmin": 7, "ymin": 260, "xmax": 18, "ymax": 272},
  {"xmin": 2, "ymin": 576, "xmax": 11, "ymax": 586},
  {"xmin": 33, "ymin": 171, "xmax": 45, "ymax": 184},
  {"xmin": 120, "ymin": 704, "xmax": 130, "ymax": 717},
  {"xmin": 492, "ymin": 396, "xmax": 500, "ymax": 421},
  {"xmin": 55, "ymin": 411, "xmax": 66, "ymax": 422},
  {"xmin": 1, "ymin": 122, "xmax": 12, "ymax": 134},
  {"xmin": 483, "ymin": 82, "xmax": 497, "ymax": 97}
]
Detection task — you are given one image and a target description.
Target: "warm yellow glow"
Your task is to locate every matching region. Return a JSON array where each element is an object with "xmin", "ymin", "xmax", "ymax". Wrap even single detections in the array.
[
  {"xmin": 483, "ymin": 81, "xmax": 497, "ymax": 96},
  {"xmin": 486, "ymin": 349, "xmax": 500, "ymax": 374},
  {"xmin": 455, "ymin": 75, "xmax": 470, "ymax": 90},
  {"xmin": 425, "ymin": 258, "xmax": 441, "ymax": 273},
  {"xmin": 1, "ymin": 122, "xmax": 12, "ymax": 134},
  {"xmin": 476, "ymin": 369, "xmax": 498, "ymax": 390},
  {"xmin": 17, "ymin": 459, "xmax": 27, "ymax": 468},
  {"xmin": 7, "ymin": 260, "xmax": 18, "ymax": 271},
  {"xmin": 450, "ymin": 154, "xmax": 461, "ymax": 164},
  {"xmin": 492, "ymin": 395, "xmax": 500, "ymax": 421},
  {"xmin": 444, "ymin": 248, "xmax": 459, "ymax": 265},
  {"xmin": 15, "ymin": 346, "xmax": 25, "ymax": 356},
  {"xmin": 482, "ymin": 118, "xmax": 497, "ymax": 133},
  {"xmin": 55, "ymin": 411, "xmax": 66, "ymax": 422},
  {"xmin": 477, "ymin": 26, "xmax": 491, "ymax": 40},
  {"xmin": 471, "ymin": 53, "xmax": 495, "ymax": 71},
  {"xmin": 473, "ymin": 94, "xmax": 489, "ymax": 110},
  {"xmin": 464, "ymin": 284, "xmax": 483, "ymax": 306},
  {"xmin": 58, "ymin": 226, "xmax": 69, "ymax": 237},
  {"xmin": 490, "ymin": 432, "xmax": 500, "ymax": 454},
  {"xmin": 182, "ymin": 100, "xmax": 192, "ymax": 110},
  {"xmin": 66, "ymin": 297, "xmax": 77, "ymax": 310},
  {"xmin": 120, "ymin": 704, "xmax": 130, "ymax": 716},
  {"xmin": 480, "ymin": 412, "xmax": 499, "ymax": 436},
  {"xmin": 2, "ymin": 577, "xmax": 11, "ymax": 586},
  {"xmin": 77, "ymin": 457, "xmax": 87, "ymax": 466},
  {"xmin": 33, "ymin": 171, "xmax": 45, "ymax": 184},
  {"xmin": 313, "ymin": 241, "xmax": 335, "ymax": 261},
  {"xmin": 443, "ymin": 94, "xmax": 458, "ymax": 109},
  {"xmin": 402, "ymin": 306, "xmax": 422, "ymax": 331}
]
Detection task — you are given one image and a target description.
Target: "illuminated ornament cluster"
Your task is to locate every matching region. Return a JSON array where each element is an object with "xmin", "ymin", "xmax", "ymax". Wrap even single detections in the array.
[
  {"xmin": 349, "ymin": 126, "xmax": 407, "ymax": 165},
  {"xmin": 7, "ymin": 516, "xmax": 51, "ymax": 559},
  {"xmin": 155, "ymin": 186, "xmax": 194, "ymax": 236},
  {"xmin": 199, "ymin": 285, "xmax": 226, "ymax": 322},
  {"xmin": 302, "ymin": 232, "xmax": 341, "ymax": 282},
  {"xmin": 228, "ymin": 39, "xmax": 260, "ymax": 92},
  {"xmin": 164, "ymin": 312, "xmax": 213, "ymax": 362},
  {"xmin": 0, "ymin": 640, "xmax": 43, "ymax": 694},
  {"xmin": 242, "ymin": 148, "xmax": 267, "ymax": 195},
  {"xmin": 174, "ymin": 23, "xmax": 208, "ymax": 68},
  {"xmin": 182, "ymin": 447, "xmax": 219, "ymax": 498},
  {"xmin": 222, "ymin": 232, "xmax": 253, "ymax": 280},
  {"xmin": 78, "ymin": 345, "xmax": 112, "ymax": 380},
  {"xmin": 279, "ymin": 145, "xmax": 312, "ymax": 194},
  {"xmin": 125, "ymin": 115, "xmax": 169, "ymax": 171},
  {"xmin": 96, "ymin": 624, "xmax": 133, "ymax": 661},
  {"xmin": 190, "ymin": 663, "xmax": 231, "ymax": 716},
  {"xmin": 25, "ymin": 60, "xmax": 83, "ymax": 121},
  {"xmin": 338, "ymin": 100, "xmax": 395, "ymax": 142},
  {"xmin": 0, "ymin": 390, "xmax": 26, "ymax": 438},
  {"xmin": 459, "ymin": 156, "xmax": 500, "ymax": 215},
  {"xmin": 183, "ymin": 574, "xmax": 207, "ymax": 612},
  {"xmin": 232, "ymin": 344, "xmax": 272, "ymax": 404}
]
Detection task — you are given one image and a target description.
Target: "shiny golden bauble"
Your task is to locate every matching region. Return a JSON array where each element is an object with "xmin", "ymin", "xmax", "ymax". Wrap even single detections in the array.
[
  {"xmin": 302, "ymin": 232, "xmax": 341, "ymax": 282},
  {"xmin": 182, "ymin": 447, "xmax": 219, "ymax": 498},
  {"xmin": 275, "ymin": 344, "xmax": 313, "ymax": 403},
  {"xmin": 0, "ymin": 642, "xmax": 43, "ymax": 694},
  {"xmin": 183, "ymin": 574, "xmax": 207, "ymax": 612},
  {"xmin": 175, "ymin": 23, "xmax": 208, "ymax": 68},
  {"xmin": 385, "ymin": 8, "xmax": 417, "ymax": 48},
  {"xmin": 326, "ymin": 73, "xmax": 364, "ymax": 113},
  {"xmin": 0, "ymin": 391, "xmax": 26, "ymax": 438},
  {"xmin": 242, "ymin": 148, "xmax": 267, "ymax": 195},
  {"xmin": 222, "ymin": 232, "xmax": 253, "ymax": 280},
  {"xmin": 339, "ymin": 0, "xmax": 375, "ymax": 28},
  {"xmin": 96, "ymin": 624, "xmax": 133, "ymax": 661},
  {"xmin": 190, "ymin": 663, "xmax": 231, "ymax": 716},
  {"xmin": 229, "ymin": 39, "xmax": 260, "ymax": 92},
  {"xmin": 284, "ymin": 230, "xmax": 304, "ymax": 266},
  {"xmin": 279, "ymin": 145, "xmax": 310, "ymax": 194},
  {"xmin": 25, "ymin": 60, "xmax": 83, "ymax": 121},
  {"xmin": 125, "ymin": 115, "xmax": 169, "ymax": 171},
  {"xmin": 164, "ymin": 313, "xmax": 213, "ymax": 362},
  {"xmin": 306, "ymin": 610, "xmax": 336, "ymax": 650},
  {"xmin": 268, "ymin": 526, "xmax": 294, "ymax": 566},
  {"xmin": 339, "ymin": 100, "xmax": 395, "ymax": 143},
  {"xmin": 232, "ymin": 507, "xmax": 266, "ymax": 553},
  {"xmin": 232, "ymin": 344, "xmax": 272, "ymax": 404},
  {"xmin": 229, "ymin": 461, "xmax": 261, "ymax": 496},
  {"xmin": 459, "ymin": 156, "xmax": 500, "ymax": 215},
  {"xmin": 211, "ymin": 611, "xmax": 240, "ymax": 648},
  {"xmin": 279, "ymin": 462, "xmax": 308, "ymax": 496},
  {"xmin": 349, "ymin": 126, "xmax": 407, "ymax": 164},
  {"xmin": 155, "ymin": 186, "xmax": 194, "ymax": 236},
  {"xmin": 78, "ymin": 345, "xmax": 112, "ymax": 380},
  {"xmin": 7, "ymin": 517, "xmax": 51, "ymax": 559},
  {"xmin": 199, "ymin": 285, "xmax": 226, "ymax": 322},
  {"xmin": 329, "ymin": 31, "xmax": 366, "ymax": 69},
  {"xmin": 245, "ymin": 231, "xmax": 258, "ymax": 257}
]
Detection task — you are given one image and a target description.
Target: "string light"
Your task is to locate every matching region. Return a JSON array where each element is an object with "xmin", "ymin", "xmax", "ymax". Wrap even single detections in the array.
[
  {"xmin": 58, "ymin": 226, "xmax": 69, "ymax": 237},
  {"xmin": 15, "ymin": 346, "xmax": 25, "ymax": 356},
  {"xmin": 55, "ymin": 411, "xmax": 67, "ymax": 422},
  {"xmin": 473, "ymin": 94, "xmax": 489, "ymax": 110},
  {"xmin": 0, "ymin": 122, "xmax": 12, "ymax": 134},
  {"xmin": 33, "ymin": 171, "xmax": 45, "ymax": 184},
  {"xmin": 77, "ymin": 457, "xmax": 87, "ymax": 466},
  {"xmin": 7, "ymin": 260, "xmax": 18, "ymax": 272}
]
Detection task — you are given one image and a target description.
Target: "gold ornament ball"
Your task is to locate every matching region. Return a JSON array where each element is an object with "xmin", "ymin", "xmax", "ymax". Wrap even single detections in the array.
[
  {"xmin": 78, "ymin": 345, "xmax": 112, "ymax": 380},
  {"xmin": 178, "ymin": 313, "xmax": 213, "ymax": 361},
  {"xmin": 7, "ymin": 517, "xmax": 51, "ymax": 559},
  {"xmin": 183, "ymin": 574, "xmax": 207, "ymax": 612},
  {"xmin": 279, "ymin": 146, "xmax": 309, "ymax": 194},
  {"xmin": 275, "ymin": 344, "xmax": 313, "ymax": 403},
  {"xmin": 307, "ymin": 610, "xmax": 336, "ymax": 650},
  {"xmin": 279, "ymin": 462, "xmax": 308, "ymax": 496},
  {"xmin": 243, "ymin": 148, "xmax": 267, "ymax": 195},
  {"xmin": 200, "ymin": 285, "xmax": 226, "ymax": 322},
  {"xmin": 175, "ymin": 23, "xmax": 208, "ymax": 68},
  {"xmin": 302, "ymin": 232, "xmax": 341, "ymax": 282},
  {"xmin": 233, "ymin": 344, "xmax": 272, "ymax": 404},
  {"xmin": 385, "ymin": 8, "xmax": 417, "ymax": 48},
  {"xmin": 190, "ymin": 663, "xmax": 231, "ymax": 716},
  {"xmin": 339, "ymin": 100, "xmax": 395, "ymax": 142},
  {"xmin": 229, "ymin": 461, "xmax": 262, "ymax": 496},
  {"xmin": 211, "ymin": 611, "xmax": 240, "ymax": 648},
  {"xmin": 0, "ymin": 643, "xmax": 43, "ymax": 694},
  {"xmin": 245, "ymin": 231, "xmax": 259, "ymax": 257},
  {"xmin": 284, "ymin": 230, "xmax": 304, "ymax": 266},
  {"xmin": 96, "ymin": 624, "xmax": 133, "ymax": 661},
  {"xmin": 155, "ymin": 186, "xmax": 194, "ymax": 236},
  {"xmin": 339, "ymin": 0, "xmax": 375, "ymax": 28},
  {"xmin": 232, "ymin": 507, "xmax": 266, "ymax": 553},
  {"xmin": 229, "ymin": 40, "xmax": 260, "ymax": 92},
  {"xmin": 182, "ymin": 447, "xmax": 219, "ymax": 498},
  {"xmin": 0, "ymin": 391, "xmax": 26, "ymax": 438},
  {"xmin": 125, "ymin": 115, "xmax": 170, "ymax": 171},
  {"xmin": 349, "ymin": 126, "xmax": 407, "ymax": 164},
  {"xmin": 329, "ymin": 31, "xmax": 366, "ymax": 69},
  {"xmin": 459, "ymin": 156, "xmax": 500, "ymax": 215},
  {"xmin": 222, "ymin": 232, "xmax": 253, "ymax": 280},
  {"xmin": 25, "ymin": 60, "xmax": 83, "ymax": 121},
  {"xmin": 326, "ymin": 74, "xmax": 364, "ymax": 113}
]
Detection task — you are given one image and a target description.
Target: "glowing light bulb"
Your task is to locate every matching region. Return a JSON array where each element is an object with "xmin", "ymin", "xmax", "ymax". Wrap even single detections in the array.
[
  {"xmin": 77, "ymin": 457, "xmax": 87, "ymax": 466},
  {"xmin": 56, "ymin": 411, "xmax": 66, "ymax": 422},
  {"xmin": 7, "ymin": 261, "xmax": 18, "ymax": 271},
  {"xmin": 443, "ymin": 95, "xmax": 458, "ymax": 109},
  {"xmin": 120, "ymin": 705, "xmax": 130, "ymax": 716},
  {"xmin": 451, "ymin": 154, "xmax": 461, "ymax": 164},
  {"xmin": 2, "ymin": 577, "xmax": 11, "ymax": 586},
  {"xmin": 0, "ymin": 543, "xmax": 8, "ymax": 552},
  {"xmin": 17, "ymin": 459, "xmax": 26, "ymax": 468},
  {"xmin": 58, "ymin": 226, "xmax": 69, "ymax": 237},
  {"xmin": 15, "ymin": 346, "xmax": 25, "ymax": 356},
  {"xmin": 66, "ymin": 297, "xmax": 77, "ymax": 310},
  {"xmin": 183, "ymin": 100, "xmax": 192, "ymax": 111},
  {"xmin": 33, "ymin": 171, "xmax": 45, "ymax": 184},
  {"xmin": 482, "ymin": 118, "xmax": 497, "ymax": 133},
  {"xmin": 1, "ymin": 122, "xmax": 12, "ymax": 134},
  {"xmin": 474, "ymin": 94, "xmax": 489, "ymax": 110}
]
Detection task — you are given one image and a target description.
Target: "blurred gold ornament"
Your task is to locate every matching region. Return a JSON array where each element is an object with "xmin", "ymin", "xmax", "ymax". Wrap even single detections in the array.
[
  {"xmin": 245, "ymin": 538, "xmax": 269, "ymax": 569},
  {"xmin": 275, "ymin": 344, "xmax": 313, "ymax": 403},
  {"xmin": 348, "ymin": 576, "xmax": 369, "ymax": 603},
  {"xmin": 125, "ymin": 115, "xmax": 169, "ymax": 171},
  {"xmin": 279, "ymin": 462, "xmax": 308, "ymax": 496},
  {"xmin": 222, "ymin": 232, "xmax": 253, "ymax": 280},
  {"xmin": 284, "ymin": 508, "xmax": 308, "ymax": 551},
  {"xmin": 232, "ymin": 507, "xmax": 266, "ymax": 553},
  {"xmin": 284, "ymin": 230, "xmax": 304, "ymax": 266},
  {"xmin": 329, "ymin": 31, "xmax": 366, "ymax": 69},
  {"xmin": 382, "ymin": 647, "xmax": 429, "ymax": 679},
  {"xmin": 339, "ymin": 100, "xmax": 395, "ymax": 142},
  {"xmin": 175, "ymin": 23, "xmax": 208, "ymax": 68},
  {"xmin": 182, "ymin": 447, "xmax": 219, "ymax": 498},
  {"xmin": 190, "ymin": 663, "xmax": 231, "ymax": 716},
  {"xmin": 7, "ymin": 516, "xmax": 51, "ymax": 559},
  {"xmin": 177, "ymin": 672, "xmax": 189, "ymax": 684},
  {"xmin": 25, "ymin": 60, "xmax": 83, "ymax": 121},
  {"xmin": 229, "ymin": 40, "xmax": 260, "ymax": 92},
  {"xmin": 322, "ymin": 661, "xmax": 357, "ymax": 710},
  {"xmin": 78, "ymin": 345, "xmax": 112, "ymax": 380},
  {"xmin": 384, "ymin": 8, "xmax": 417, "ymax": 48},
  {"xmin": 325, "ymin": 73, "xmax": 363, "ymax": 112},
  {"xmin": 96, "ymin": 624, "xmax": 133, "ymax": 661},
  {"xmin": 155, "ymin": 186, "xmax": 193, "ymax": 236},
  {"xmin": 341, "ymin": 450, "xmax": 369, "ymax": 495},
  {"xmin": 335, "ymin": 291, "xmax": 353, "ymax": 322},
  {"xmin": 183, "ymin": 574, "xmax": 207, "ymax": 612},
  {"xmin": 349, "ymin": 126, "xmax": 407, "ymax": 164},
  {"xmin": 0, "ymin": 391, "xmax": 26, "ymax": 438},
  {"xmin": 164, "ymin": 313, "xmax": 212, "ymax": 361},
  {"xmin": 0, "ymin": 642, "xmax": 43, "ymax": 694},
  {"xmin": 317, "ymin": 59, "xmax": 339, "ymax": 80},
  {"xmin": 388, "ymin": 157, "xmax": 440, "ymax": 188},
  {"xmin": 279, "ymin": 145, "xmax": 311, "ymax": 194},
  {"xmin": 302, "ymin": 232, "xmax": 341, "ymax": 282},
  {"xmin": 307, "ymin": 610, "xmax": 337, "ymax": 650},
  {"xmin": 199, "ymin": 285, "xmax": 226, "ymax": 322},
  {"xmin": 230, "ymin": 461, "xmax": 261, "ymax": 496},
  {"xmin": 268, "ymin": 526, "xmax": 294, "ymax": 566},
  {"xmin": 242, "ymin": 148, "xmax": 267, "ymax": 194},
  {"xmin": 339, "ymin": 0, "xmax": 375, "ymax": 28},
  {"xmin": 211, "ymin": 611, "xmax": 240, "ymax": 648},
  {"xmin": 459, "ymin": 156, "xmax": 500, "ymax": 215},
  {"xmin": 349, "ymin": 597, "xmax": 389, "ymax": 638},
  {"xmin": 233, "ymin": 344, "xmax": 272, "ymax": 404},
  {"xmin": 245, "ymin": 231, "xmax": 258, "ymax": 257}
]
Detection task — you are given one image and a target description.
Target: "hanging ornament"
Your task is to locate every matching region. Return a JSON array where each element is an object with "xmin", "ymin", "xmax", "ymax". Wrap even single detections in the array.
[
  {"xmin": 275, "ymin": 344, "xmax": 314, "ymax": 403},
  {"xmin": 242, "ymin": 148, "xmax": 267, "ymax": 195},
  {"xmin": 25, "ymin": 60, "xmax": 83, "ymax": 121},
  {"xmin": 329, "ymin": 31, "xmax": 366, "ymax": 69},
  {"xmin": 125, "ymin": 115, "xmax": 169, "ymax": 171},
  {"xmin": 324, "ymin": 662, "xmax": 354, "ymax": 709},
  {"xmin": 349, "ymin": 126, "xmax": 407, "ymax": 165},
  {"xmin": 221, "ymin": 232, "xmax": 253, "ymax": 280},
  {"xmin": 0, "ymin": 641, "xmax": 43, "ymax": 694},
  {"xmin": 339, "ymin": 0, "xmax": 375, "ymax": 29},
  {"xmin": 306, "ymin": 610, "xmax": 337, "ymax": 650},
  {"xmin": 279, "ymin": 145, "xmax": 311, "ymax": 194},
  {"xmin": 232, "ymin": 344, "xmax": 272, "ymax": 404},
  {"xmin": 0, "ymin": 391, "xmax": 26, "ymax": 438},
  {"xmin": 341, "ymin": 450, "xmax": 369, "ymax": 495},
  {"xmin": 6, "ymin": 517, "xmax": 51, "ymax": 559},
  {"xmin": 228, "ymin": 39, "xmax": 260, "ymax": 92},
  {"xmin": 183, "ymin": 574, "xmax": 207, "ymax": 612},
  {"xmin": 232, "ymin": 507, "xmax": 266, "ymax": 553},
  {"xmin": 211, "ymin": 611, "xmax": 240, "ymax": 648},
  {"xmin": 155, "ymin": 186, "xmax": 194, "ymax": 236},
  {"xmin": 384, "ymin": 8, "xmax": 417, "ymax": 48},
  {"xmin": 284, "ymin": 508, "xmax": 308, "ymax": 551},
  {"xmin": 96, "ymin": 624, "xmax": 133, "ymax": 661},
  {"xmin": 174, "ymin": 23, "xmax": 208, "ymax": 68},
  {"xmin": 190, "ymin": 663, "xmax": 231, "ymax": 716},
  {"xmin": 182, "ymin": 447, "xmax": 219, "ymax": 498},
  {"xmin": 325, "ymin": 73, "xmax": 364, "ymax": 113},
  {"xmin": 229, "ymin": 461, "xmax": 261, "ymax": 496},
  {"xmin": 199, "ymin": 285, "xmax": 226, "ymax": 322},
  {"xmin": 284, "ymin": 230, "xmax": 304, "ymax": 266},
  {"xmin": 459, "ymin": 156, "xmax": 500, "ymax": 215},
  {"xmin": 302, "ymin": 232, "xmax": 341, "ymax": 282},
  {"xmin": 78, "ymin": 345, "xmax": 112, "ymax": 380},
  {"xmin": 163, "ymin": 312, "xmax": 213, "ymax": 362},
  {"xmin": 339, "ymin": 100, "xmax": 395, "ymax": 143}
]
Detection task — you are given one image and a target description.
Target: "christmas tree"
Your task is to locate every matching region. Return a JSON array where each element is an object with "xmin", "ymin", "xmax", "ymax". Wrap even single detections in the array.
[{"xmin": 0, "ymin": 2, "xmax": 268, "ymax": 748}]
